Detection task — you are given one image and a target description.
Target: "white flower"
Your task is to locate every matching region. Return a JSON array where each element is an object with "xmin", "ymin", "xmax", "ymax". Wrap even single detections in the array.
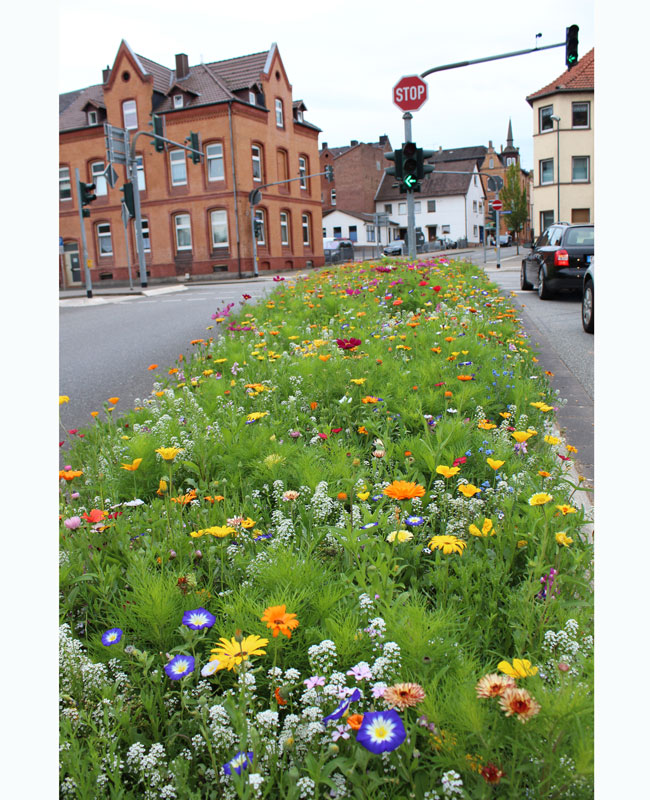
[{"xmin": 201, "ymin": 660, "xmax": 220, "ymax": 677}]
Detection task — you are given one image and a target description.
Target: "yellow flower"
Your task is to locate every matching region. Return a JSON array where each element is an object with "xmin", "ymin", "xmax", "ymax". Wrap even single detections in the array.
[
  {"xmin": 350, "ymin": 378, "xmax": 366, "ymax": 385},
  {"xmin": 156, "ymin": 479, "xmax": 168, "ymax": 495},
  {"xmin": 156, "ymin": 447, "xmax": 182, "ymax": 461},
  {"xmin": 512, "ymin": 431, "xmax": 533, "ymax": 443},
  {"xmin": 486, "ymin": 458, "xmax": 505, "ymax": 470},
  {"xmin": 468, "ymin": 518, "xmax": 494, "ymax": 537},
  {"xmin": 555, "ymin": 531, "xmax": 573, "ymax": 547},
  {"xmin": 108, "ymin": 397, "xmax": 120, "ymax": 405},
  {"xmin": 246, "ymin": 412, "xmax": 269, "ymax": 422},
  {"xmin": 544, "ymin": 435, "xmax": 561, "ymax": 445},
  {"xmin": 528, "ymin": 492, "xmax": 553, "ymax": 506},
  {"xmin": 428, "ymin": 535, "xmax": 466, "ymax": 555},
  {"xmin": 478, "ymin": 420, "xmax": 496, "ymax": 430},
  {"xmin": 566, "ymin": 444, "xmax": 578, "ymax": 454},
  {"xmin": 240, "ymin": 517, "xmax": 256, "ymax": 529},
  {"xmin": 458, "ymin": 484, "xmax": 481, "ymax": 498},
  {"xmin": 121, "ymin": 458, "xmax": 143, "ymax": 471},
  {"xmin": 209, "ymin": 634, "xmax": 269, "ymax": 671},
  {"xmin": 498, "ymin": 658, "xmax": 539, "ymax": 679},
  {"xmin": 357, "ymin": 491, "xmax": 370, "ymax": 501},
  {"xmin": 555, "ymin": 504, "xmax": 577, "ymax": 516},
  {"xmin": 205, "ymin": 525, "xmax": 237, "ymax": 538},
  {"xmin": 387, "ymin": 530, "xmax": 413, "ymax": 543},
  {"xmin": 436, "ymin": 465, "xmax": 460, "ymax": 479},
  {"xmin": 59, "ymin": 395, "xmax": 70, "ymax": 405}
]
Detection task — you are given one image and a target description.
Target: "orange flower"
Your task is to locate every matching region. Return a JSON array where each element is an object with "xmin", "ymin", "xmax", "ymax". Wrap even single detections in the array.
[
  {"xmin": 498, "ymin": 687, "xmax": 541, "ymax": 723},
  {"xmin": 337, "ymin": 492, "xmax": 348, "ymax": 501},
  {"xmin": 361, "ymin": 396, "xmax": 379, "ymax": 404},
  {"xmin": 82, "ymin": 509, "xmax": 106, "ymax": 523},
  {"xmin": 121, "ymin": 458, "xmax": 143, "ymax": 471},
  {"xmin": 274, "ymin": 687, "xmax": 287, "ymax": 706},
  {"xmin": 404, "ymin": 451, "xmax": 412, "ymax": 457},
  {"xmin": 346, "ymin": 714, "xmax": 364, "ymax": 730},
  {"xmin": 107, "ymin": 397, "xmax": 120, "ymax": 405},
  {"xmin": 90, "ymin": 411, "xmax": 99, "ymax": 417},
  {"xmin": 444, "ymin": 391, "xmax": 453, "ymax": 398},
  {"xmin": 310, "ymin": 401, "xmax": 318, "ymax": 410},
  {"xmin": 383, "ymin": 480, "xmax": 426, "ymax": 501},
  {"xmin": 457, "ymin": 375, "xmax": 473, "ymax": 381},
  {"xmin": 358, "ymin": 425, "xmax": 369, "ymax": 435},
  {"xmin": 319, "ymin": 354, "xmax": 331, "ymax": 361},
  {"xmin": 59, "ymin": 469, "xmax": 83, "ymax": 481},
  {"xmin": 148, "ymin": 364, "xmax": 158, "ymax": 370},
  {"xmin": 261, "ymin": 604, "xmax": 300, "ymax": 639}
]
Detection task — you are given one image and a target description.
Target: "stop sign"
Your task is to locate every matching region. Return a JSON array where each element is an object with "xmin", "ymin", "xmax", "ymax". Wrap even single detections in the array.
[
  {"xmin": 491, "ymin": 199, "xmax": 503, "ymax": 211},
  {"xmin": 393, "ymin": 75, "xmax": 428, "ymax": 112}
]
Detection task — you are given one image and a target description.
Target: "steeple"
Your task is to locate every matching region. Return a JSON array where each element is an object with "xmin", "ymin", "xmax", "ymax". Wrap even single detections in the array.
[
  {"xmin": 502, "ymin": 118, "xmax": 518, "ymax": 159},
  {"xmin": 506, "ymin": 118, "xmax": 513, "ymax": 148}
]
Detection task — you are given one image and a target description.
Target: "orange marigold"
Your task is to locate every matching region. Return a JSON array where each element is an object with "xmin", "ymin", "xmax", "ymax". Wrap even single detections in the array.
[
  {"xmin": 383, "ymin": 480, "xmax": 426, "ymax": 501},
  {"xmin": 261, "ymin": 604, "xmax": 300, "ymax": 639}
]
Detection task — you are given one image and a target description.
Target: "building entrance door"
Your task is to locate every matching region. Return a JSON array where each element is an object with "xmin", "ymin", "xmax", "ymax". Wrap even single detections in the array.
[{"xmin": 63, "ymin": 242, "xmax": 81, "ymax": 285}]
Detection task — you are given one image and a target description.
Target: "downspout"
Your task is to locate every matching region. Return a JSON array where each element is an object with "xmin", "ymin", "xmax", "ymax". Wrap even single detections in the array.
[{"xmin": 228, "ymin": 100, "xmax": 242, "ymax": 278}]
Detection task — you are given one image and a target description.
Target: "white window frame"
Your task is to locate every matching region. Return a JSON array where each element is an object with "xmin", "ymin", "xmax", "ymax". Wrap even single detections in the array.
[
  {"xmin": 398, "ymin": 202, "xmax": 406, "ymax": 215},
  {"xmin": 330, "ymin": 189, "xmax": 336, "ymax": 205},
  {"xmin": 427, "ymin": 200, "xmax": 436, "ymax": 212},
  {"xmin": 173, "ymin": 94, "xmax": 183, "ymax": 109},
  {"xmin": 349, "ymin": 225, "xmax": 357, "ymax": 242},
  {"xmin": 384, "ymin": 204, "xmax": 392, "ymax": 214},
  {"xmin": 210, "ymin": 209, "xmax": 229, "ymax": 248},
  {"xmin": 206, "ymin": 143, "xmax": 225, "ymax": 182},
  {"xmin": 302, "ymin": 213, "xmax": 311, "ymax": 246},
  {"xmin": 88, "ymin": 110, "xmax": 98, "ymax": 126},
  {"xmin": 249, "ymin": 90, "xmax": 256, "ymax": 105},
  {"xmin": 414, "ymin": 201, "xmax": 421, "ymax": 213},
  {"xmin": 136, "ymin": 156, "xmax": 146, "ymax": 191},
  {"xmin": 140, "ymin": 218, "xmax": 151, "ymax": 252},
  {"xmin": 472, "ymin": 200, "xmax": 478, "ymax": 212},
  {"xmin": 572, "ymin": 156, "xmax": 590, "ymax": 183},
  {"xmin": 298, "ymin": 156, "xmax": 307, "ymax": 189},
  {"xmin": 59, "ymin": 167, "xmax": 71, "ymax": 201},
  {"xmin": 174, "ymin": 214, "xmax": 192, "ymax": 251},
  {"xmin": 367, "ymin": 225, "xmax": 375, "ymax": 242},
  {"xmin": 572, "ymin": 101, "xmax": 590, "ymax": 128},
  {"xmin": 280, "ymin": 211, "xmax": 290, "ymax": 246},
  {"xmin": 296, "ymin": 109, "xmax": 303, "ymax": 122},
  {"xmin": 122, "ymin": 100, "xmax": 138, "ymax": 130},
  {"xmin": 97, "ymin": 223, "xmax": 113, "ymax": 256},
  {"xmin": 254, "ymin": 208, "xmax": 266, "ymax": 245},
  {"xmin": 275, "ymin": 98, "xmax": 284, "ymax": 128},
  {"xmin": 252, "ymin": 145, "xmax": 262, "ymax": 182},
  {"xmin": 91, "ymin": 162, "xmax": 107, "ymax": 196},
  {"xmin": 540, "ymin": 158, "xmax": 554, "ymax": 185},
  {"xmin": 539, "ymin": 105, "xmax": 554, "ymax": 133},
  {"xmin": 170, "ymin": 149, "xmax": 187, "ymax": 186}
]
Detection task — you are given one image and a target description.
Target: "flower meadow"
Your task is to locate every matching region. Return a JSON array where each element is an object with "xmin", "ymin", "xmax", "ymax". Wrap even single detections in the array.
[{"xmin": 59, "ymin": 256, "xmax": 594, "ymax": 799}]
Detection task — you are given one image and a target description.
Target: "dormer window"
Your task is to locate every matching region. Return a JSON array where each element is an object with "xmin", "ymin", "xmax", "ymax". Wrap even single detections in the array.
[
  {"xmin": 296, "ymin": 109, "xmax": 303, "ymax": 122},
  {"xmin": 249, "ymin": 90, "xmax": 256, "ymax": 105},
  {"xmin": 173, "ymin": 94, "xmax": 183, "ymax": 109},
  {"xmin": 88, "ymin": 110, "xmax": 98, "ymax": 126}
]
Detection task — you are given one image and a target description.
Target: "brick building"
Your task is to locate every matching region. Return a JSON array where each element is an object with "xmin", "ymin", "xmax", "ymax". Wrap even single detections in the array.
[
  {"xmin": 319, "ymin": 136, "xmax": 392, "ymax": 216},
  {"xmin": 59, "ymin": 41, "xmax": 324, "ymax": 287}
]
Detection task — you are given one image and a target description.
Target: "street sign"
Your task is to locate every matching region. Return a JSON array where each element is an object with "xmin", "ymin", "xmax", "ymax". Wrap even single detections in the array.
[
  {"xmin": 104, "ymin": 123, "xmax": 129, "ymax": 165},
  {"xmin": 491, "ymin": 199, "xmax": 503, "ymax": 211},
  {"xmin": 249, "ymin": 189, "xmax": 262, "ymax": 206},
  {"xmin": 393, "ymin": 75, "xmax": 428, "ymax": 112},
  {"xmin": 487, "ymin": 175, "xmax": 504, "ymax": 192},
  {"xmin": 104, "ymin": 164, "xmax": 119, "ymax": 188}
]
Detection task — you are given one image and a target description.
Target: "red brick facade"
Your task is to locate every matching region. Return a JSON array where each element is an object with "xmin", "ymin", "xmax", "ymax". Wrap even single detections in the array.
[
  {"xmin": 319, "ymin": 137, "xmax": 392, "ymax": 216},
  {"xmin": 59, "ymin": 42, "xmax": 324, "ymax": 287}
]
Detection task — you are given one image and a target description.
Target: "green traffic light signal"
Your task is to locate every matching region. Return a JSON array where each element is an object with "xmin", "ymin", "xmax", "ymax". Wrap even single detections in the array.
[
  {"xmin": 402, "ymin": 142, "xmax": 418, "ymax": 190},
  {"xmin": 566, "ymin": 24, "xmax": 579, "ymax": 69},
  {"xmin": 120, "ymin": 181, "xmax": 135, "ymax": 218}
]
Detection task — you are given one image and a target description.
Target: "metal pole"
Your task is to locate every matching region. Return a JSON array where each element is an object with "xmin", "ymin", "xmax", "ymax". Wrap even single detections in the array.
[
  {"xmin": 556, "ymin": 120, "xmax": 561, "ymax": 222},
  {"xmin": 496, "ymin": 206, "xmax": 501, "ymax": 269},
  {"xmin": 251, "ymin": 209, "xmax": 259, "ymax": 277},
  {"xmin": 121, "ymin": 203, "xmax": 134, "ymax": 290},
  {"xmin": 403, "ymin": 112, "xmax": 416, "ymax": 261},
  {"xmin": 128, "ymin": 153, "xmax": 148, "ymax": 288},
  {"xmin": 75, "ymin": 168, "xmax": 93, "ymax": 298}
]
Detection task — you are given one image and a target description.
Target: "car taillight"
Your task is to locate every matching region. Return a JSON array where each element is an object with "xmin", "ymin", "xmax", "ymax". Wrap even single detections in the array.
[{"xmin": 554, "ymin": 249, "xmax": 569, "ymax": 266}]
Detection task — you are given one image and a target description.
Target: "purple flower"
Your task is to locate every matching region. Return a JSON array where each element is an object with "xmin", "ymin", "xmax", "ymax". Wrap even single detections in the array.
[
  {"xmin": 356, "ymin": 709, "xmax": 406, "ymax": 754},
  {"xmin": 405, "ymin": 515, "xmax": 425, "ymax": 526},
  {"xmin": 164, "ymin": 654, "xmax": 195, "ymax": 680},
  {"xmin": 371, "ymin": 682, "xmax": 387, "ymax": 699},
  {"xmin": 64, "ymin": 516, "xmax": 82, "ymax": 530},
  {"xmin": 304, "ymin": 675, "xmax": 325, "ymax": 690},
  {"xmin": 101, "ymin": 628, "xmax": 123, "ymax": 646},
  {"xmin": 323, "ymin": 688, "xmax": 361, "ymax": 726},
  {"xmin": 182, "ymin": 607, "xmax": 216, "ymax": 630},
  {"xmin": 332, "ymin": 725, "xmax": 350, "ymax": 741},
  {"xmin": 223, "ymin": 751, "xmax": 253, "ymax": 775},
  {"xmin": 347, "ymin": 663, "xmax": 373, "ymax": 681}
]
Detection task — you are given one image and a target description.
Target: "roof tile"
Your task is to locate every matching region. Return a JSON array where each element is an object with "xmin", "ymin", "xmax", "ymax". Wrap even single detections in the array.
[{"xmin": 526, "ymin": 48, "xmax": 594, "ymax": 105}]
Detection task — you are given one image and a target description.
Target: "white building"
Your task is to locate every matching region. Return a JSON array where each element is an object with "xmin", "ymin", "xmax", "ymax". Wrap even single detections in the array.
[{"xmin": 322, "ymin": 208, "xmax": 399, "ymax": 247}]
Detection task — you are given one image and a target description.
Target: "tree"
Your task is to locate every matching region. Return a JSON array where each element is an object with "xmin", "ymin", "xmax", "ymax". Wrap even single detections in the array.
[{"xmin": 500, "ymin": 164, "xmax": 528, "ymax": 254}]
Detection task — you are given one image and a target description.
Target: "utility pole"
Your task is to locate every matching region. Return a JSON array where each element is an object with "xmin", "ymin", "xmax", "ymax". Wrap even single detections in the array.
[
  {"xmin": 75, "ymin": 168, "xmax": 93, "ymax": 298},
  {"xmin": 403, "ymin": 113, "xmax": 416, "ymax": 261}
]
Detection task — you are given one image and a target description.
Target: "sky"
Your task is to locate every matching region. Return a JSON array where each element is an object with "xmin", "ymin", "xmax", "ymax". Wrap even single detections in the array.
[{"xmin": 57, "ymin": 0, "xmax": 596, "ymax": 171}]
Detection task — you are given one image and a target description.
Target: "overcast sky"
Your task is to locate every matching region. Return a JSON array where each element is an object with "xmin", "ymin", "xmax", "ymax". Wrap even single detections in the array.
[{"xmin": 58, "ymin": 0, "xmax": 595, "ymax": 171}]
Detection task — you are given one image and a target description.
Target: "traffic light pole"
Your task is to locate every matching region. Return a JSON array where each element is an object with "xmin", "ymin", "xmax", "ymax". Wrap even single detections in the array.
[
  {"xmin": 75, "ymin": 168, "xmax": 93, "ymax": 298},
  {"xmin": 403, "ymin": 113, "xmax": 416, "ymax": 261}
]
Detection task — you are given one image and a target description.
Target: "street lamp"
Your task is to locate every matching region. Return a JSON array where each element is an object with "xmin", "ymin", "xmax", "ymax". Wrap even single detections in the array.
[{"xmin": 550, "ymin": 114, "xmax": 561, "ymax": 222}]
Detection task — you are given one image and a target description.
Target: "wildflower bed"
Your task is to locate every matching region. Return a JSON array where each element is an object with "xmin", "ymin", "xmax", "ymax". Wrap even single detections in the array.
[{"xmin": 59, "ymin": 257, "xmax": 594, "ymax": 799}]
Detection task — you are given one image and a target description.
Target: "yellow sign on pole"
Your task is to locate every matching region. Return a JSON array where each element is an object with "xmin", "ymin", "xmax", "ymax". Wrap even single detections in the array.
[{"xmin": 87, "ymin": 259, "xmax": 93, "ymax": 268}]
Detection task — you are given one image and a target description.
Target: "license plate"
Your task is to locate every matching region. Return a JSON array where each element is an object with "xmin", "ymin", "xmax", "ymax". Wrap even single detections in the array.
[{"xmin": 586, "ymin": 255, "xmax": 592, "ymax": 264}]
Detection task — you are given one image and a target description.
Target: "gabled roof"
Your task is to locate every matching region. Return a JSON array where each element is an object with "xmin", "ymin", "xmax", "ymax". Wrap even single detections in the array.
[
  {"xmin": 526, "ymin": 48, "xmax": 594, "ymax": 105},
  {"xmin": 59, "ymin": 84, "xmax": 106, "ymax": 131},
  {"xmin": 375, "ymin": 158, "xmax": 480, "ymax": 201},
  {"xmin": 431, "ymin": 146, "xmax": 487, "ymax": 164}
]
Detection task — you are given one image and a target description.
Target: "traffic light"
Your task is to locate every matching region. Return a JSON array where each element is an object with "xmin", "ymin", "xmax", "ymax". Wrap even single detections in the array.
[
  {"xmin": 254, "ymin": 220, "xmax": 263, "ymax": 238},
  {"xmin": 188, "ymin": 132, "xmax": 201, "ymax": 164},
  {"xmin": 385, "ymin": 149, "xmax": 403, "ymax": 183},
  {"xmin": 416, "ymin": 148, "xmax": 435, "ymax": 181},
  {"xmin": 151, "ymin": 114, "xmax": 165, "ymax": 152},
  {"xmin": 120, "ymin": 181, "xmax": 135, "ymax": 218},
  {"xmin": 79, "ymin": 180, "xmax": 96, "ymax": 216},
  {"xmin": 324, "ymin": 165, "xmax": 334, "ymax": 182},
  {"xmin": 565, "ymin": 25, "xmax": 579, "ymax": 69},
  {"xmin": 402, "ymin": 142, "xmax": 419, "ymax": 192}
]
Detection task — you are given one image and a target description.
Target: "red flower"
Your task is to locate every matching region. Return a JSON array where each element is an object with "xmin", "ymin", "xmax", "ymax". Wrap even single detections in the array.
[
  {"xmin": 68, "ymin": 429, "xmax": 78, "ymax": 435},
  {"xmin": 418, "ymin": 280, "xmax": 428, "ymax": 286},
  {"xmin": 318, "ymin": 433, "xmax": 328, "ymax": 439},
  {"xmin": 558, "ymin": 454, "xmax": 571, "ymax": 461},
  {"xmin": 331, "ymin": 428, "xmax": 343, "ymax": 434},
  {"xmin": 242, "ymin": 294, "xmax": 252, "ymax": 300},
  {"xmin": 433, "ymin": 286, "xmax": 441, "ymax": 292},
  {"xmin": 434, "ymin": 382, "xmax": 445, "ymax": 387},
  {"xmin": 274, "ymin": 687, "xmax": 287, "ymax": 705},
  {"xmin": 453, "ymin": 456, "xmax": 467, "ymax": 467},
  {"xmin": 336, "ymin": 338, "xmax": 362, "ymax": 350},
  {"xmin": 82, "ymin": 509, "xmax": 106, "ymax": 523},
  {"xmin": 481, "ymin": 763, "xmax": 505, "ymax": 784}
]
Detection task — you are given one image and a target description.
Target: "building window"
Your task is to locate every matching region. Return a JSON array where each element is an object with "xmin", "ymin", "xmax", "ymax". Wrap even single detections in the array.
[
  {"xmin": 427, "ymin": 200, "xmax": 436, "ymax": 212},
  {"xmin": 384, "ymin": 204, "xmax": 392, "ymax": 214},
  {"xmin": 472, "ymin": 200, "xmax": 478, "ymax": 212},
  {"xmin": 376, "ymin": 160, "xmax": 381, "ymax": 171},
  {"xmin": 170, "ymin": 150, "xmax": 187, "ymax": 185},
  {"xmin": 254, "ymin": 208, "xmax": 266, "ymax": 245},
  {"xmin": 280, "ymin": 212, "xmax": 290, "ymax": 246},
  {"xmin": 210, "ymin": 209, "xmax": 228, "ymax": 248},
  {"xmin": 489, "ymin": 158, "xmax": 494, "ymax": 168},
  {"xmin": 277, "ymin": 148, "xmax": 289, "ymax": 186},
  {"xmin": 539, "ymin": 105, "xmax": 554, "ymax": 133},
  {"xmin": 97, "ymin": 223, "xmax": 113, "ymax": 256},
  {"xmin": 349, "ymin": 225, "xmax": 357, "ymax": 242},
  {"xmin": 275, "ymin": 98, "xmax": 284, "ymax": 127},
  {"xmin": 540, "ymin": 158, "xmax": 554, "ymax": 185},
  {"xmin": 91, "ymin": 162, "xmax": 107, "ymax": 196},
  {"xmin": 207, "ymin": 143, "xmax": 224, "ymax": 181},
  {"xmin": 398, "ymin": 203, "xmax": 406, "ymax": 215},
  {"xmin": 474, "ymin": 175, "xmax": 478, "ymax": 185},
  {"xmin": 441, "ymin": 225, "xmax": 451, "ymax": 234},
  {"xmin": 173, "ymin": 94, "xmax": 183, "ymax": 109},
  {"xmin": 572, "ymin": 102, "xmax": 590, "ymax": 128},
  {"xmin": 136, "ymin": 156, "xmax": 146, "ymax": 191},
  {"xmin": 333, "ymin": 226, "xmax": 342, "ymax": 238},
  {"xmin": 368, "ymin": 226, "xmax": 375, "ymax": 242},
  {"xmin": 330, "ymin": 189, "xmax": 336, "ymax": 205},
  {"xmin": 571, "ymin": 208, "xmax": 590, "ymax": 223},
  {"xmin": 572, "ymin": 156, "xmax": 590, "ymax": 182},
  {"xmin": 249, "ymin": 90, "xmax": 256, "ymax": 105},
  {"xmin": 59, "ymin": 167, "xmax": 71, "ymax": 201},
  {"xmin": 88, "ymin": 110, "xmax": 98, "ymax": 126},
  {"xmin": 473, "ymin": 225, "xmax": 478, "ymax": 237},
  {"xmin": 540, "ymin": 210, "xmax": 554, "ymax": 230},
  {"xmin": 296, "ymin": 108, "xmax": 303, "ymax": 122},
  {"xmin": 122, "ymin": 100, "xmax": 138, "ymax": 130},
  {"xmin": 506, "ymin": 157, "xmax": 515, "ymax": 166},
  {"xmin": 174, "ymin": 214, "xmax": 192, "ymax": 250},
  {"xmin": 140, "ymin": 219, "xmax": 151, "ymax": 252},
  {"xmin": 252, "ymin": 145, "xmax": 262, "ymax": 182},
  {"xmin": 302, "ymin": 213, "xmax": 311, "ymax": 246},
  {"xmin": 414, "ymin": 201, "xmax": 421, "ymax": 213},
  {"xmin": 298, "ymin": 156, "xmax": 307, "ymax": 189}
]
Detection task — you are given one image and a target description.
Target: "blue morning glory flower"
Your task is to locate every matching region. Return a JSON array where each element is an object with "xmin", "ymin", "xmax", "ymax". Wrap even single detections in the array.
[
  {"xmin": 223, "ymin": 751, "xmax": 253, "ymax": 776},
  {"xmin": 323, "ymin": 688, "xmax": 361, "ymax": 726},
  {"xmin": 182, "ymin": 608, "xmax": 216, "ymax": 630},
  {"xmin": 405, "ymin": 515, "xmax": 425, "ymax": 526},
  {"xmin": 164, "ymin": 654, "xmax": 195, "ymax": 681},
  {"xmin": 360, "ymin": 522, "xmax": 379, "ymax": 529},
  {"xmin": 101, "ymin": 628, "xmax": 123, "ymax": 647},
  {"xmin": 356, "ymin": 709, "xmax": 406, "ymax": 754}
]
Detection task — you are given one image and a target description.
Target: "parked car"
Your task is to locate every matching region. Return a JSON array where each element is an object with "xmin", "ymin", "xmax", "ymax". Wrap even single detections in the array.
[
  {"xmin": 323, "ymin": 238, "xmax": 355, "ymax": 264},
  {"xmin": 520, "ymin": 223, "xmax": 594, "ymax": 300},
  {"xmin": 383, "ymin": 240, "xmax": 405, "ymax": 256},
  {"xmin": 499, "ymin": 233, "xmax": 513, "ymax": 246},
  {"xmin": 582, "ymin": 258, "xmax": 594, "ymax": 333}
]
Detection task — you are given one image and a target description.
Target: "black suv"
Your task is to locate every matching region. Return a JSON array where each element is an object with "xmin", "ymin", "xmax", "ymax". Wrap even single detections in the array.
[{"xmin": 521, "ymin": 223, "xmax": 594, "ymax": 299}]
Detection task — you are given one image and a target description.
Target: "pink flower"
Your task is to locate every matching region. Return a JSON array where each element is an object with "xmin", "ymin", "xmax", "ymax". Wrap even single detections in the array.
[
  {"xmin": 64, "ymin": 516, "xmax": 82, "ymax": 530},
  {"xmin": 336, "ymin": 338, "xmax": 362, "ymax": 351},
  {"xmin": 371, "ymin": 682, "xmax": 387, "ymax": 699},
  {"xmin": 304, "ymin": 675, "xmax": 326, "ymax": 690},
  {"xmin": 347, "ymin": 663, "xmax": 373, "ymax": 681},
  {"xmin": 332, "ymin": 725, "xmax": 350, "ymax": 741}
]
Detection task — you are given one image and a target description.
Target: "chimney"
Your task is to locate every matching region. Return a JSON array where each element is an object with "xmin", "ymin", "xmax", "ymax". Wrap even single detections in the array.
[
  {"xmin": 379, "ymin": 134, "xmax": 388, "ymax": 145},
  {"xmin": 175, "ymin": 53, "xmax": 189, "ymax": 80},
  {"xmin": 322, "ymin": 142, "xmax": 328, "ymax": 150},
  {"xmin": 102, "ymin": 65, "xmax": 111, "ymax": 83},
  {"xmin": 350, "ymin": 139, "xmax": 359, "ymax": 147},
  {"xmin": 488, "ymin": 140, "xmax": 493, "ymax": 149},
  {"xmin": 500, "ymin": 145, "xmax": 503, "ymax": 153},
  {"xmin": 438, "ymin": 145, "xmax": 443, "ymax": 152}
]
